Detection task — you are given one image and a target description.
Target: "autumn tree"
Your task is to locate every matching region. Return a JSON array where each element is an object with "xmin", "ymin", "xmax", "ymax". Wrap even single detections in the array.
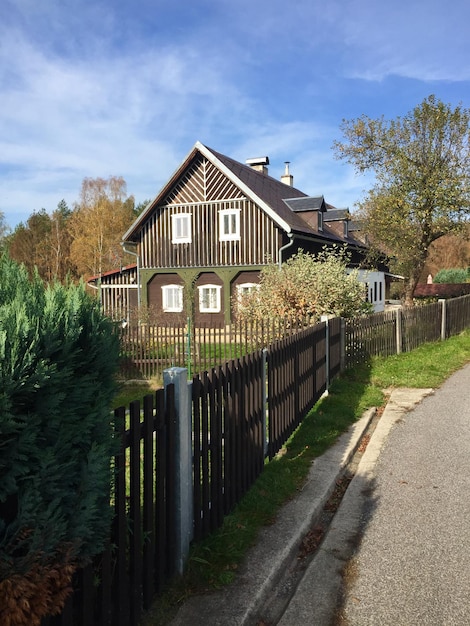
[
  {"xmin": 69, "ymin": 176, "xmax": 136, "ymax": 278},
  {"xmin": 421, "ymin": 231, "xmax": 470, "ymax": 281},
  {"xmin": 8, "ymin": 210, "xmax": 52, "ymax": 279},
  {"xmin": 48, "ymin": 200, "xmax": 76, "ymax": 282},
  {"xmin": 7, "ymin": 202, "xmax": 76, "ymax": 282},
  {"xmin": 334, "ymin": 95, "xmax": 470, "ymax": 305},
  {"xmin": 235, "ymin": 248, "xmax": 371, "ymax": 324}
]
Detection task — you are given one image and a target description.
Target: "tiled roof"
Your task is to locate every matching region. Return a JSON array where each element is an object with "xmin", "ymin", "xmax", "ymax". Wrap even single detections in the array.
[{"xmin": 207, "ymin": 146, "xmax": 316, "ymax": 236}]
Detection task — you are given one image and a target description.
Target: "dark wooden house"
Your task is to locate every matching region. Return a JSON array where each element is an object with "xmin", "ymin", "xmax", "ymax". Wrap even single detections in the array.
[{"xmin": 89, "ymin": 142, "xmax": 381, "ymax": 324}]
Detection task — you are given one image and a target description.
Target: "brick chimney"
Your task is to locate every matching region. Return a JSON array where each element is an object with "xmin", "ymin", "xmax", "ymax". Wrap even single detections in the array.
[
  {"xmin": 281, "ymin": 161, "xmax": 293, "ymax": 186},
  {"xmin": 246, "ymin": 156, "xmax": 269, "ymax": 175}
]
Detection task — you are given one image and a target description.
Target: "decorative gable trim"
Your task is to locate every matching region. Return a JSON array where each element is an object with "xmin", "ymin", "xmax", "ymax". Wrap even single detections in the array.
[{"xmin": 197, "ymin": 142, "xmax": 293, "ymax": 234}]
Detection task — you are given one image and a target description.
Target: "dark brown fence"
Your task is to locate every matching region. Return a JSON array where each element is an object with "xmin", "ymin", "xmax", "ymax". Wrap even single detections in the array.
[
  {"xmin": 345, "ymin": 310, "xmax": 398, "ymax": 366},
  {"xmin": 120, "ymin": 297, "xmax": 470, "ymax": 380},
  {"xmin": 344, "ymin": 295, "xmax": 470, "ymax": 366},
  {"xmin": 118, "ymin": 317, "xmax": 315, "ymax": 380},
  {"xmin": 267, "ymin": 323, "xmax": 327, "ymax": 459},
  {"xmin": 446, "ymin": 294, "xmax": 470, "ymax": 336},
  {"xmin": 401, "ymin": 302, "xmax": 441, "ymax": 352},
  {"xmin": 192, "ymin": 352, "xmax": 266, "ymax": 542},
  {"xmin": 45, "ymin": 386, "xmax": 177, "ymax": 626}
]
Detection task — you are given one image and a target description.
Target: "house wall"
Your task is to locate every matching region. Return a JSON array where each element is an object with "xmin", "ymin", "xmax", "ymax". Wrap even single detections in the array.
[
  {"xmin": 142, "ymin": 268, "xmax": 263, "ymax": 326},
  {"xmin": 356, "ymin": 270, "xmax": 385, "ymax": 313},
  {"xmin": 138, "ymin": 154, "xmax": 283, "ymax": 269},
  {"xmin": 98, "ymin": 266, "xmax": 139, "ymax": 321},
  {"xmin": 147, "ymin": 273, "xmax": 186, "ymax": 323}
]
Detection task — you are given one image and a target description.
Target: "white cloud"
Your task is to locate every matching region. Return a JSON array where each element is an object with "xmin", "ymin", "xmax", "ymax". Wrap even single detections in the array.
[{"xmin": 1, "ymin": 0, "xmax": 469, "ymax": 231}]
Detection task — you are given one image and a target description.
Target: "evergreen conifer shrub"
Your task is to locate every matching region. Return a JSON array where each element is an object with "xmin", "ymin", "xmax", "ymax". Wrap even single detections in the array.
[
  {"xmin": 433, "ymin": 267, "xmax": 469, "ymax": 284},
  {"xmin": 0, "ymin": 255, "xmax": 120, "ymax": 625}
]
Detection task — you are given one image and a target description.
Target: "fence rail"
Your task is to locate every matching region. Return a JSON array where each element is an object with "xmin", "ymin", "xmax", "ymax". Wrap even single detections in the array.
[{"xmin": 44, "ymin": 295, "xmax": 470, "ymax": 625}]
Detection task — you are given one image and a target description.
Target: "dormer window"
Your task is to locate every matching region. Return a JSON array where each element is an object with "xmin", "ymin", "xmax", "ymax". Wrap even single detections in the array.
[
  {"xmin": 219, "ymin": 208, "xmax": 240, "ymax": 241},
  {"xmin": 171, "ymin": 213, "xmax": 192, "ymax": 243},
  {"xmin": 318, "ymin": 211, "xmax": 323, "ymax": 231},
  {"xmin": 344, "ymin": 220, "xmax": 349, "ymax": 237}
]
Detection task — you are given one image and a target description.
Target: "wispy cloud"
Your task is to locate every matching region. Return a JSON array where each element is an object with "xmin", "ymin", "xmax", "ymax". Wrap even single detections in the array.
[{"xmin": 1, "ymin": 0, "xmax": 469, "ymax": 229}]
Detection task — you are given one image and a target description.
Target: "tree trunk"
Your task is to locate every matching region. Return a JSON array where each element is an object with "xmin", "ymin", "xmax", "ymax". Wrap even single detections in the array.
[{"xmin": 403, "ymin": 274, "xmax": 419, "ymax": 306}]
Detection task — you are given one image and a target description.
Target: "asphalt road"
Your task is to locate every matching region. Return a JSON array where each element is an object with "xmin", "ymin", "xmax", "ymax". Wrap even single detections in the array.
[{"xmin": 280, "ymin": 363, "xmax": 470, "ymax": 626}]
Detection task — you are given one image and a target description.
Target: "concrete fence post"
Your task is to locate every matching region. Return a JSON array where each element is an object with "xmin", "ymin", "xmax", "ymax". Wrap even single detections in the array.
[
  {"xmin": 439, "ymin": 298, "xmax": 447, "ymax": 340},
  {"xmin": 396, "ymin": 308, "xmax": 402, "ymax": 354},
  {"xmin": 321, "ymin": 315, "xmax": 330, "ymax": 391},
  {"xmin": 163, "ymin": 367, "xmax": 193, "ymax": 576},
  {"xmin": 340, "ymin": 318, "xmax": 346, "ymax": 371}
]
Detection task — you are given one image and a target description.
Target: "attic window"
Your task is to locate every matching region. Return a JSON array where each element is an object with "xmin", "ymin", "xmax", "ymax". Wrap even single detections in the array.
[
  {"xmin": 219, "ymin": 208, "xmax": 240, "ymax": 241},
  {"xmin": 318, "ymin": 211, "xmax": 323, "ymax": 231},
  {"xmin": 172, "ymin": 213, "xmax": 192, "ymax": 244}
]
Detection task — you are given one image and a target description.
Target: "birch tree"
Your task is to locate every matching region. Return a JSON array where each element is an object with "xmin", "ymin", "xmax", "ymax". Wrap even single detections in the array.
[{"xmin": 69, "ymin": 176, "xmax": 135, "ymax": 278}]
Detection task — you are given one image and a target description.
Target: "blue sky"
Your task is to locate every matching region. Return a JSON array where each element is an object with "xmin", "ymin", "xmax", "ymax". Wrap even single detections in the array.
[{"xmin": 1, "ymin": 0, "xmax": 469, "ymax": 230}]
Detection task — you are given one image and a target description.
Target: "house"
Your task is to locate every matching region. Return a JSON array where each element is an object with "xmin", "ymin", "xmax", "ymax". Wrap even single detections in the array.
[{"xmin": 88, "ymin": 142, "xmax": 387, "ymax": 324}]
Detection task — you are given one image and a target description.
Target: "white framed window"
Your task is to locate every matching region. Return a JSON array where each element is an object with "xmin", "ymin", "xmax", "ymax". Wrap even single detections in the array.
[
  {"xmin": 171, "ymin": 213, "xmax": 192, "ymax": 243},
  {"xmin": 318, "ymin": 211, "xmax": 323, "ymax": 231},
  {"xmin": 236, "ymin": 282, "xmax": 259, "ymax": 298},
  {"xmin": 198, "ymin": 284, "xmax": 221, "ymax": 313},
  {"xmin": 162, "ymin": 284, "xmax": 183, "ymax": 312},
  {"xmin": 219, "ymin": 208, "xmax": 240, "ymax": 241}
]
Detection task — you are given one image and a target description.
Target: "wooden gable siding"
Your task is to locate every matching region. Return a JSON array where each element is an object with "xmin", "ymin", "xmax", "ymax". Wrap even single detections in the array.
[
  {"xmin": 99, "ymin": 266, "xmax": 139, "ymax": 320},
  {"xmin": 140, "ymin": 154, "xmax": 282, "ymax": 269}
]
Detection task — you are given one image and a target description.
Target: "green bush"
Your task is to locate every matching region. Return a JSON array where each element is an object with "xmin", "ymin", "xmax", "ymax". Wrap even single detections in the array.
[
  {"xmin": 0, "ymin": 256, "xmax": 120, "ymax": 624},
  {"xmin": 433, "ymin": 268, "xmax": 469, "ymax": 284}
]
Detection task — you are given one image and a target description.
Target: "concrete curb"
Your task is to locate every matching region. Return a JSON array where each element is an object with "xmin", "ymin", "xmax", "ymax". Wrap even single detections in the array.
[{"xmin": 170, "ymin": 406, "xmax": 377, "ymax": 625}]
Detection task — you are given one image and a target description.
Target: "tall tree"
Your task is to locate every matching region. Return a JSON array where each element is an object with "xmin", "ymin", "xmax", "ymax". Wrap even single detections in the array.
[
  {"xmin": 8, "ymin": 210, "xmax": 52, "ymax": 279},
  {"xmin": 48, "ymin": 200, "xmax": 76, "ymax": 282},
  {"xmin": 7, "ymin": 203, "xmax": 76, "ymax": 282},
  {"xmin": 334, "ymin": 95, "xmax": 470, "ymax": 305},
  {"xmin": 69, "ymin": 176, "xmax": 136, "ymax": 278}
]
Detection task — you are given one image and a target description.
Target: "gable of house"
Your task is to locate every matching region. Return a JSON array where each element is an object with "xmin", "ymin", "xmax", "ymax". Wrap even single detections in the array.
[{"xmin": 90, "ymin": 141, "xmax": 379, "ymax": 323}]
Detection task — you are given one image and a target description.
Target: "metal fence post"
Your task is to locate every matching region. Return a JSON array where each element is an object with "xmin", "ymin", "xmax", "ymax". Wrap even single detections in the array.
[
  {"xmin": 439, "ymin": 298, "xmax": 447, "ymax": 340},
  {"xmin": 164, "ymin": 367, "xmax": 193, "ymax": 576}
]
